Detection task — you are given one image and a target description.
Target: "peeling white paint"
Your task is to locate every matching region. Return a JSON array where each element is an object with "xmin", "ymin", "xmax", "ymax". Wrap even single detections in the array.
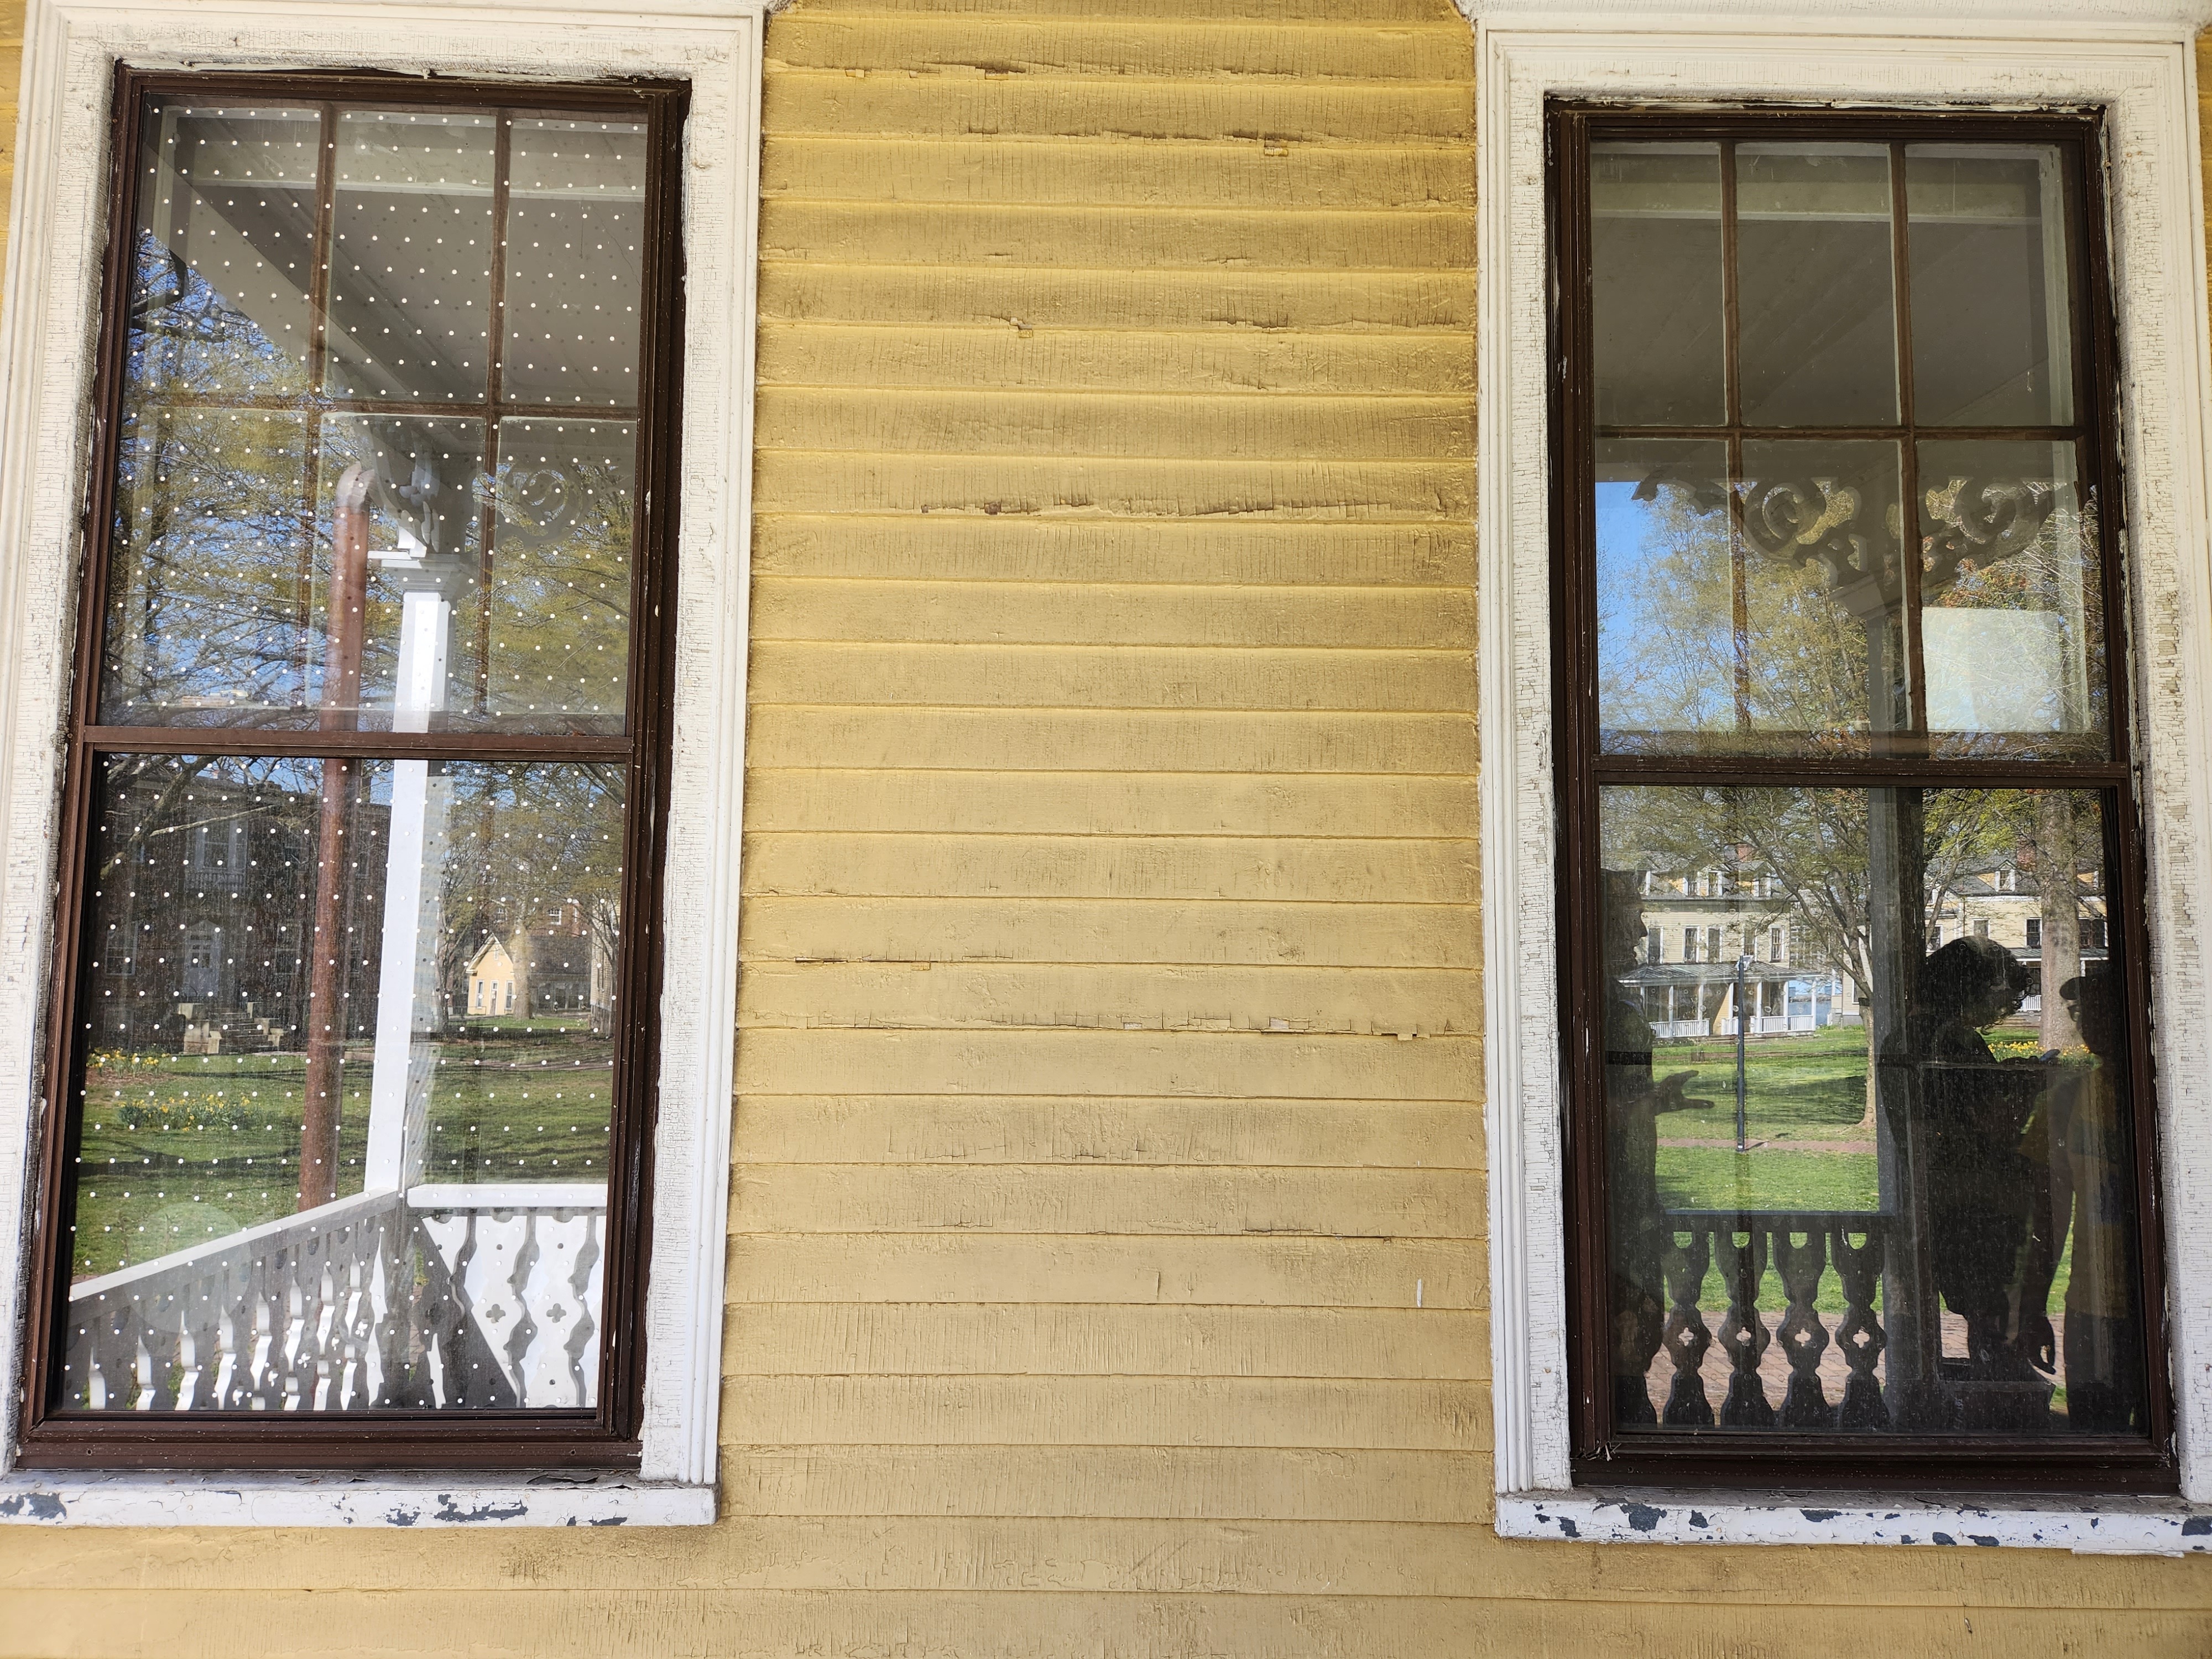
[
  {"xmin": 0, "ymin": 1470, "xmax": 715, "ymax": 1528},
  {"xmin": 1500, "ymin": 1490, "xmax": 2212, "ymax": 1556}
]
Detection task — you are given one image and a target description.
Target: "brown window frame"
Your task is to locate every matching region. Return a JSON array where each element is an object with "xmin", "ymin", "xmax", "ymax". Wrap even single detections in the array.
[
  {"xmin": 12, "ymin": 65, "xmax": 687, "ymax": 1470},
  {"xmin": 1549, "ymin": 102, "xmax": 2177, "ymax": 1493}
]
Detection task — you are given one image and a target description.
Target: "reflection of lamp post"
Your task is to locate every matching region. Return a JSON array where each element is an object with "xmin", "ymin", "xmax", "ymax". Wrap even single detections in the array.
[{"xmin": 1734, "ymin": 952, "xmax": 1754, "ymax": 1153}]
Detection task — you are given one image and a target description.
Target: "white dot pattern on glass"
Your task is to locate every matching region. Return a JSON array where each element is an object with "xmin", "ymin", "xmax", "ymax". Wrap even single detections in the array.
[{"xmin": 500, "ymin": 119, "xmax": 648, "ymax": 408}]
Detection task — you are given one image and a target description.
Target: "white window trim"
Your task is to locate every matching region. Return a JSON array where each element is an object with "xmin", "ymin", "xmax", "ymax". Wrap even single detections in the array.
[
  {"xmin": 1473, "ymin": 3, "xmax": 2212, "ymax": 1548},
  {"xmin": 0, "ymin": 0, "xmax": 767, "ymax": 1527}
]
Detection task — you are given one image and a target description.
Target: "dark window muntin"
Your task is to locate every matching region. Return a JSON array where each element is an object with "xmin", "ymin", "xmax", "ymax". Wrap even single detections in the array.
[
  {"xmin": 14, "ymin": 65, "xmax": 687, "ymax": 1469},
  {"xmin": 1548, "ymin": 103, "xmax": 2174, "ymax": 1491}
]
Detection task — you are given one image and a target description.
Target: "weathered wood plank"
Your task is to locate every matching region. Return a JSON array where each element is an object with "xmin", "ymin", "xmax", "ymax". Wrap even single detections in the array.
[
  {"xmin": 750, "ymin": 578, "xmax": 1472, "ymax": 647},
  {"xmin": 753, "ymin": 451, "xmax": 1474, "ymax": 517},
  {"xmin": 764, "ymin": 135, "xmax": 1472, "ymax": 208},
  {"xmin": 724, "ymin": 1443, "xmax": 1494, "ymax": 1521},
  {"xmin": 763, "ymin": 70, "xmax": 1472, "ymax": 144},
  {"xmin": 759, "ymin": 262, "xmax": 1472, "ymax": 329},
  {"xmin": 739, "ymin": 896, "xmax": 1479, "ymax": 968},
  {"xmin": 723, "ymin": 1234, "xmax": 1489, "ymax": 1308},
  {"xmin": 749, "ymin": 642, "xmax": 1477, "ymax": 711},
  {"xmin": 738, "ymin": 832, "xmax": 1477, "ymax": 901},
  {"xmin": 755, "ymin": 386, "xmax": 1473, "ymax": 457},
  {"xmin": 719, "ymin": 1375, "xmax": 1490, "ymax": 1448},
  {"xmin": 744, "ymin": 708, "xmax": 1478, "ymax": 773},
  {"xmin": 742, "ymin": 769, "xmax": 1478, "ymax": 836},
  {"xmin": 735, "ymin": 964, "xmax": 1480, "ymax": 1036},
  {"xmin": 726, "ymin": 1165, "xmax": 1485, "ymax": 1238},
  {"xmin": 750, "ymin": 516, "xmax": 1475, "ymax": 586},
  {"xmin": 768, "ymin": 17, "xmax": 1475, "ymax": 81},
  {"xmin": 719, "ymin": 1302, "xmax": 1490, "ymax": 1378},
  {"xmin": 760, "ymin": 201, "xmax": 1475, "ymax": 269},
  {"xmin": 733, "ymin": 1028, "xmax": 1482, "ymax": 1099}
]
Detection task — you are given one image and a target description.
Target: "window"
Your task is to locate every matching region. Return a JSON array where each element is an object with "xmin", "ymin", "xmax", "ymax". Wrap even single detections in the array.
[
  {"xmin": 14, "ymin": 70, "xmax": 685, "ymax": 1465},
  {"xmin": 1554, "ymin": 108, "xmax": 2168, "ymax": 1489}
]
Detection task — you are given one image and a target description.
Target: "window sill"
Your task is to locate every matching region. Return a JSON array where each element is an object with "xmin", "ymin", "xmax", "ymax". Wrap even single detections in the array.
[
  {"xmin": 0, "ymin": 1470, "xmax": 714, "ymax": 1527},
  {"xmin": 1498, "ymin": 1490, "xmax": 2212, "ymax": 1554}
]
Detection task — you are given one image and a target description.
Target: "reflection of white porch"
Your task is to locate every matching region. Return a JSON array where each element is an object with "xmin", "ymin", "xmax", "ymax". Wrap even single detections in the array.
[{"xmin": 62, "ymin": 1185, "xmax": 605, "ymax": 1412}]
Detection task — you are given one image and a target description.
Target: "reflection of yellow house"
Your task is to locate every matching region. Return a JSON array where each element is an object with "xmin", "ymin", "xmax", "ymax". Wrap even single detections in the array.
[{"xmin": 465, "ymin": 936, "xmax": 518, "ymax": 1016}]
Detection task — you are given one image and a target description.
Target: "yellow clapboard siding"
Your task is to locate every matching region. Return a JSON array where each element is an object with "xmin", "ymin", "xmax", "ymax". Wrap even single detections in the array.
[
  {"xmin": 752, "ymin": 515, "xmax": 1475, "ymax": 586},
  {"xmin": 755, "ymin": 386, "xmax": 1472, "ymax": 457},
  {"xmin": 736, "ymin": 963, "xmax": 1480, "ymax": 1036},
  {"xmin": 761, "ymin": 200, "xmax": 1475, "ymax": 269},
  {"xmin": 14, "ymin": 1590, "xmax": 2212, "ymax": 1659},
  {"xmin": 725, "ymin": 1445, "xmax": 1491, "ymax": 1521},
  {"xmin": 745, "ymin": 708, "xmax": 1477, "ymax": 772},
  {"xmin": 765, "ymin": 70, "xmax": 1473, "ymax": 145},
  {"xmin": 751, "ymin": 577, "xmax": 1471, "ymax": 646},
  {"xmin": 753, "ymin": 451, "xmax": 1473, "ymax": 517},
  {"xmin": 760, "ymin": 261, "xmax": 1472, "ymax": 329},
  {"xmin": 757, "ymin": 320, "xmax": 1475, "ymax": 394},
  {"xmin": 792, "ymin": 0, "xmax": 1458, "ymax": 24},
  {"xmin": 720, "ymin": 1375, "xmax": 1489, "ymax": 1448},
  {"xmin": 727, "ymin": 1165, "xmax": 1484, "ymax": 1237},
  {"xmin": 764, "ymin": 134, "xmax": 1472, "ymax": 208},
  {"xmin": 733, "ymin": 1029, "xmax": 1482, "ymax": 1099},
  {"xmin": 749, "ymin": 642, "xmax": 1477, "ymax": 711},
  {"xmin": 732, "ymin": 1093, "xmax": 1481, "ymax": 1164},
  {"xmin": 724, "ymin": 1234, "xmax": 1488, "ymax": 1309},
  {"xmin": 768, "ymin": 17, "xmax": 1474, "ymax": 81},
  {"xmin": 738, "ymin": 832, "xmax": 1477, "ymax": 901},
  {"xmin": 742, "ymin": 768, "xmax": 1478, "ymax": 836},
  {"xmin": 719, "ymin": 1303, "xmax": 1489, "ymax": 1377},
  {"xmin": 739, "ymin": 896, "xmax": 1478, "ymax": 968}
]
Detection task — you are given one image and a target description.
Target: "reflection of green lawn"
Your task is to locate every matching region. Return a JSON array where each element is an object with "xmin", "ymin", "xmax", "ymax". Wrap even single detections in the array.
[
  {"xmin": 1651, "ymin": 1023, "xmax": 1870, "ymax": 1141},
  {"xmin": 71, "ymin": 1021, "xmax": 612, "ymax": 1280}
]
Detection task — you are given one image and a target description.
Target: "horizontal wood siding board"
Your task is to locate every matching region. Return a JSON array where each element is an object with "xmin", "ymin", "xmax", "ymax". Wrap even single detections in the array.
[
  {"xmin": 749, "ymin": 518, "xmax": 1478, "ymax": 586},
  {"xmin": 736, "ymin": 961, "xmax": 1484, "ymax": 1035},
  {"xmin": 759, "ymin": 263, "xmax": 1474, "ymax": 329},
  {"xmin": 765, "ymin": 18, "xmax": 1475, "ymax": 81},
  {"xmin": 764, "ymin": 72, "xmax": 1472, "ymax": 145}
]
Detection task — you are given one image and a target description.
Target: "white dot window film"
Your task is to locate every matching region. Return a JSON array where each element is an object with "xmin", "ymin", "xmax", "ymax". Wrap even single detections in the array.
[
  {"xmin": 61, "ymin": 752, "xmax": 625, "ymax": 1413},
  {"xmin": 325, "ymin": 110, "xmax": 497, "ymax": 403},
  {"xmin": 98, "ymin": 97, "xmax": 653, "ymax": 739},
  {"xmin": 499, "ymin": 119, "xmax": 648, "ymax": 409}
]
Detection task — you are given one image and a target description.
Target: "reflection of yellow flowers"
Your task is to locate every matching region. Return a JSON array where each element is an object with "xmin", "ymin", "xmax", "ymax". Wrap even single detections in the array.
[{"xmin": 1988, "ymin": 1036, "xmax": 2092, "ymax": 1063}]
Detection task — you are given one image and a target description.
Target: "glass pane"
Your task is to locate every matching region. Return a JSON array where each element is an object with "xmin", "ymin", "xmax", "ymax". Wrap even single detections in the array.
[
  {"xmin": 128, "ymin": 103, "xmax": 319, "ymax": 401},
  {"xmin": 1906, "ymin": 145, "xmax": 2075, "ymax": 427},
  {"xmin": 1918, "ymin": 440, "xmax": 2105, "ymax": 757},
  {"xmin": 1596, "ymin": 437, "xmax": 1908, "ymax": 754},
  {"xmin": 1600, "ymin": 785, "xmax": 2148, "ymax": 1438},
  {"xmin": 101, "ymin": 406, "xmax": 314, "ymax": 723},
  {"xmin": 1736, "ymin": 145, "xmax": 1898, "ymax": 427},
  {"xmin": 60, "ymin": 753, "xmax": 626, "ymax": 1413},
  {"xmin": 325, "ymin": 110, "xmax": 497, "ymax": 403},
  {"xmin": 1590, "ymin": 143, "xmax": 1725, "ymax": 426},
  {"xmin": 483, "ymin": 418, "xmax": 635, "ymax": 731},
  {"xmin": 500, "ymin": 117, "xmax": 648, "ymax": 409}
]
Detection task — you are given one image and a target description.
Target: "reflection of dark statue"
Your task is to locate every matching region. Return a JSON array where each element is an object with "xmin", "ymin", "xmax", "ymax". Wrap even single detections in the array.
[
  {"xmin": 1912, "ymin": 937, "xmax": 2046, "ymax": 1375},
  {"xmin": 2017, "ymin": 972, "xmax": 2144, "ymax": 1433},
  {"xmin": 1601, "ymin": 871, "xmax": 1703, "ymax": 1425}
]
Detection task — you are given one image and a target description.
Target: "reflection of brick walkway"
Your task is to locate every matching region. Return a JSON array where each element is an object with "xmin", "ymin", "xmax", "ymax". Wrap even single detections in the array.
[{"xmin": 1629, "ymin": 1311, "xmax": 2070, "ymax": 1425}]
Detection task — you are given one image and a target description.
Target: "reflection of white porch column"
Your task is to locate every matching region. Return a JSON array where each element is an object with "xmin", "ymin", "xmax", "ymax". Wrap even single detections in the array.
[{"xmin": 365, "ymin": 570, "xmax": 454, "ymax": 1193}]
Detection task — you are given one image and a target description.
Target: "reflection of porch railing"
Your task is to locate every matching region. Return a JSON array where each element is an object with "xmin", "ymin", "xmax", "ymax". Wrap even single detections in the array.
[
  {"xmin": 1655, "ymin": 1210, "xmax": 1891, "ymax": 1430},
  {"xmin": 62, "ymin": 1185, "xmax": 605, "ymax": 1413}
]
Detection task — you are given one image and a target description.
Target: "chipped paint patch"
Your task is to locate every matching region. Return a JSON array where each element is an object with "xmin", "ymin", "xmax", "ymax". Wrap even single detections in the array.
[
  {"xmin": 0, "ymin": 1473, "xmax": 712, "ymax": 1529},
  {"xmin": 1498, "ymin": 1491, "xmax": 2212, "ymax": 1554}
]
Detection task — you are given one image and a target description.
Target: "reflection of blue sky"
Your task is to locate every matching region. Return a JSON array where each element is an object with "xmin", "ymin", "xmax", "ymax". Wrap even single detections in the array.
[{"xmin": 1595, "ymin": 479, "xmax": 1732, "ymax": 732}]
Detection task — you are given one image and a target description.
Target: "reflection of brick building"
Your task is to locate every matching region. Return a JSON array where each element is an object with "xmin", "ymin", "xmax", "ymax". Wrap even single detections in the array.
[{"xmin": 86, "ymin": 763, "xmax": 386, "ymax": 1055}]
